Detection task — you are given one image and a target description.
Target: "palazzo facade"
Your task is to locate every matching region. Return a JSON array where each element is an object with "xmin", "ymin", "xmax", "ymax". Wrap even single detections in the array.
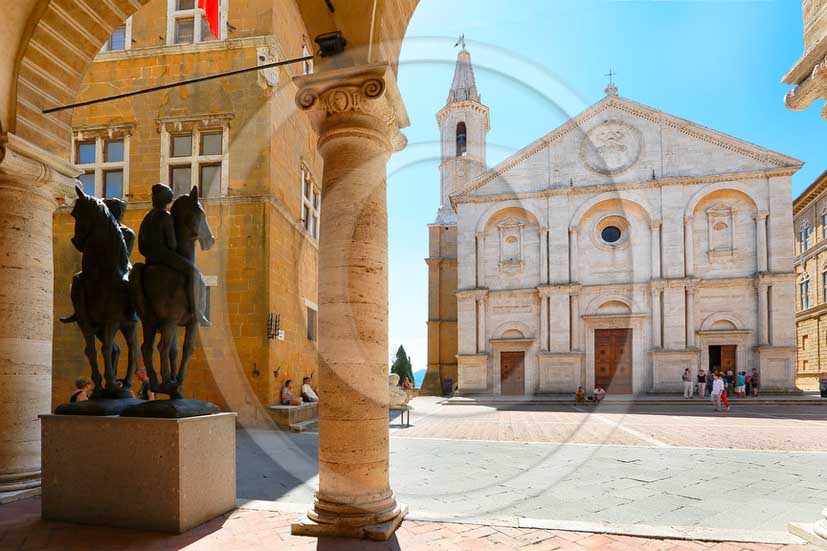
[{"xmin": 426, "ymin": 48, "xmax": 801, "ymax": 396}]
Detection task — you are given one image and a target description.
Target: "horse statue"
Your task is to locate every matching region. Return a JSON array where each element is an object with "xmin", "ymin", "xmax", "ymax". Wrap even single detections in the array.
[
  {"xmin": 129, "ymin": 185, "xmax": 215, "ymax": 399},
  {"xmin": 65, "ymin": 186, "xmax": 139, "ymax": 398}
]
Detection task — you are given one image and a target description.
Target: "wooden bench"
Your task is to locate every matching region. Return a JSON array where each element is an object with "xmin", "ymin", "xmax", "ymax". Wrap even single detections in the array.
[
  {"xmin": 268, "ymin": 402, "xmax": 318, "ymax": 431},
  {"xmin": 390, "ymin": 404, "xmax": 412, "ymax": 427}
]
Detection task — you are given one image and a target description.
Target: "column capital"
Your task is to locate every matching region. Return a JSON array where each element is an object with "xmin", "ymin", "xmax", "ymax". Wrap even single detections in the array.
[
  {"xmin": 568, "ymin": 226, "xmax": 578, "ymax": 235},
  {"xmin": 650, "ymin": 280, "xmax": 666, "ymax": 292},
  {"xmin": 684, "ymin": 214, "xmax": 694, "ymax": 224},
  {"xmin": 650, "ymin": 219, "xmax": 662, "ymax": 229},
  {"xmin": 685, "ymin": 283, "xmax": 697, "ymax": 296},
  {"xmin": 294, "ymin": 63, "xmax": 409, "ymax": 152},
  {"xmin": 475, "ymin": 231, "xmax": 486, "ymax": 239},
  {"xmin": 0, "ymin": 133, "xmax": 79, "ymax": 204},
  {"xmin": 754, "ymin": 210, "xmax": 769, "ymax": 221},
  {"xmin": 457, "ymin": 288, "xmax": 489, "ymax": 301}
]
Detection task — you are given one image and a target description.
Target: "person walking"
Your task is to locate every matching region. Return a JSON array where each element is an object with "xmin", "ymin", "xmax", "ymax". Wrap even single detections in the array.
[
  {"xmin": 751, "ymin": 368, "xmax": 760, "ymax": 396},
  {"xmin": 735, "ymin": 371, "xmax": 746, "ymax": 398},
  {"xmin": 711, "ymin": 373, "xmax": 725, "ymax": 411},
  {"xmin": 682, "ymin": 368, "xmax": 694, "ymax": 399},
  {"xmin": 696, "ymin": 369, "xmax": 707, "ymax": 399}
]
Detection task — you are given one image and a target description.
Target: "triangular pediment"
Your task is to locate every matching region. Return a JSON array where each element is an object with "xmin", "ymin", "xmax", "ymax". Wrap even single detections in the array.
[{"xmin": 456, "ymin": 95, "xmax": 802, "ymax": 199}]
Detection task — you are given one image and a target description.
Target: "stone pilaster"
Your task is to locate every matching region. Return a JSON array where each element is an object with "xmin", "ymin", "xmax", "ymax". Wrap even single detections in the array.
[
  {"xmin": 291, "ymin": 64, "xmax": 408, "ymax": 540},
  {"xmin": 650, "ymin": 219, "xmax": 662, "ymax": 279},
  {"xmin": 755, "ymin": 210, "xmax": 768, "ymax": 273},
  {"xmin": 0, "ymin": 133, "xmax": 78, "ymax": 502},
  {"xmin": 686, "ymin": 284, "xmax": 697, "ymax": 348},
  {"xmin": 650, "ymin": 282, "xmax": 663, "ymax": 349},
  {"xmin": 569, "ymin": 226, "xmax": 578, "ymax": 283},
  {"xmin": 684, "ymin": 215, "xmax": 694, "ymax": 278},
  {"xmin": 475, "ymin": 231, "xmax": 485, "ymax": 288},
  {"xmin": 539, "ymin": 227, "xmax": 549, "ymax": 285}
]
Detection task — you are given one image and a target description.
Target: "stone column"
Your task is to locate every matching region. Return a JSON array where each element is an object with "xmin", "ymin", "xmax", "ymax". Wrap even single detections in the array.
[
  {"xmin": 539, "ymin": 227, "xmax": 549, "ymax": 285},
  {"xmin": 650, "ymin": 219, "xmax": 661, "ymax": 279},
  {"xmin": 684, "ymin": 215, "xmax": 694, "ymax": 277},
  {"xmin": 539, "ymin": 291, "xmax": 549, "ymax": 351},
  {"xmin": 757, "ymin": 281, "xmax": 769, "ymax": 346},
  {"xmin": 686, "ymin": 285, "xmax": 696, "ymax": 348},
  {"xmin": 651, "ymin": 286, "xmax": 662, "ymax": 349},
  {"xmin": 755, "ymin": 210, "xmax": 768, "ymax": 273},
  {"xmin": 475, "ymin": 231, "xmax": 485, "ymax": 288},
  {"xmin": 292, "ymin": 64, "xmax": 408, "ymax": 540},
  {"xmin": 0, "ymin": 134, "xmax": 77, "ymax": 502},
  {"xmin": 569, "ymin": 227, "xmax": 578, "ymax": 283}
]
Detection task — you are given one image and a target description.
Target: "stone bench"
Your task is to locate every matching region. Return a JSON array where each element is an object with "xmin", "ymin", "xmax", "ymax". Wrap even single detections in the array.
[{"xmin": 268, "ymin": 402, "xmax": 318, "ymax": 431}]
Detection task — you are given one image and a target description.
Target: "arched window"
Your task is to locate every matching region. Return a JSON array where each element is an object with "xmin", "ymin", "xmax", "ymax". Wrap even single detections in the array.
[
  {"xmin": 456, "ymin": 122, "xmax": 467, "ymax": 157},
  {"xmin": 801, "ymin": 273, "xmax": 811, "ymax": 310},
  {"xmin": 801, "ymin": 219, "xmax": 811, "ymax": 252}
]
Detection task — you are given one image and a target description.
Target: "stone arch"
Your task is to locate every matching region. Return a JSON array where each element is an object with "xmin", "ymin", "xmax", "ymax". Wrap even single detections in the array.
[
  {"xmin": 492, "ymin": 320, "xmax": 532, "ymax": 339},
  {"xmin": 476, "ymin": 200, "xmax": 544, "ymax": 232},
  {"xmin": 685, "ymin": 182, "xmax": 761, "ymax": 218},
  {"xmin": 569, "ymin": 190, "xmax": 654, "ymax": 229},
  {"xmin": 584, "ymin": 295, "xmax": 638, "ymax": 316},
  {"xmin": 700, "ymin": 312, "xmax": 745, "ymax": 331}
]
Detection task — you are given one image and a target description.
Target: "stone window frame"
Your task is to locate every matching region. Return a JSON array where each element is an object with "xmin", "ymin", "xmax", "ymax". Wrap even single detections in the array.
[
  {"xmin": 101, "ymin": 17, "xmax": 132, "ymax": 53},
  {"xmin": 822, "ymin": 205, "xmax": 827, "ymax": 239},
  {"xmin": 305, "ymin": 299, "xmax": 318, "ymax": 342},
  {"xmin": 300, "ymin": 162, "xmax": 321, "ymax": 240},
  {"xmin": 166, "ymin": 0, "xmax": 228, "ymax": 46},
  {"xmin": 800, "ymin": 218, "xmax": 811, "ymax": 253},
  {"xmin": 302, "ymin": 37, "xmax": 314, "ymax": 75},
  {"xmin": 822, "ymin": 264, "xmax": 827, "ymax": 304},
  {"xmin": 157, "ymin": 113, "xmax": 232, "ymax": 199},
  {"xmin": 590, "ymin": 212, "xmax": 631, "ymax": 252},
  {"xmin": 705, "ymin": 202, "xmax": 736, "ymax": 259},
  {"xmin": 801, "ymin": 272, "xmax": 811, "ymax": 310},
  {"xmin": 456, "ymin": 121, "xmax": 467, "ymax": 157},
  {"xmin": 72, "ymin": 123, "xmax": 134, "ymax": 199}
]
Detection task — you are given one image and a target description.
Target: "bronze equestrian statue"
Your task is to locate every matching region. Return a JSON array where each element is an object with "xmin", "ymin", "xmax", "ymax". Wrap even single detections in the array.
[
  {"xmin": 62, "ymin": 187, "xmax": 139, "ymax": 398},
  {"xmin": 129, "ymin": 184, "xmax": 215, "ymax": 399}
]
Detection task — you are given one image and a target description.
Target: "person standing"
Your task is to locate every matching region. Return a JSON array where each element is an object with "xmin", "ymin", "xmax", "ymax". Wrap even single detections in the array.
[
  {"xmin": 70, "ymin": 376, "xmax": 93, "ymax": 402},
  {"xmin": 696, "ymin": 369, "xmax": 707, "ymax": 399},
  {"xmin": 735, "ymin": 371, "xmax": 746, "ymax": 398},
  {"xmin": 682, "ymin": 368, "xmax": 694, "ymax": 399},
  {"xmin": 751, "ymin": 368, "xmax": 760, "ymax": 396},
  {"xmin": 711, "ymin": 373, "xmax": 725, "ymax": 411}
]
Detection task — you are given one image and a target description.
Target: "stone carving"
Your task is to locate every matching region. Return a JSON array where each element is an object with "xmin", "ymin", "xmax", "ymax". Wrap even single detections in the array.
[
  {"xmin": 580, "ymin": 120, "xmax": 642, "ymax": 175},
  {"xmin": 62, "ymin": 186, "xmax": 140, "ymax": 399},
  {"xmin": 389, "ymin": 373, "xmax": 409, "ymax": 407},
  {"xmin": 129, "ymin": 184, "xmax": 215, "ymax": 400}
]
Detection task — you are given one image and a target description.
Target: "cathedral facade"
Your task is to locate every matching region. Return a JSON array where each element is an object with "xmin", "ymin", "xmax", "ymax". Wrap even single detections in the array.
[{"xmin": 425, "ymin": 48, "xmax": 801, "ymax": 396}]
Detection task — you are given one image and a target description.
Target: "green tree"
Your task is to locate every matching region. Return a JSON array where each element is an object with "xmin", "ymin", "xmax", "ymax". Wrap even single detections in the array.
[{"xmin": 390, "ymin": 345, "xmax": 414, "ymax": 386}]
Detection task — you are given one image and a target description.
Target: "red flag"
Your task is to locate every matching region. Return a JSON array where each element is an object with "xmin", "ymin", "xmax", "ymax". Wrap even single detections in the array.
[{"xmin": 198, "ymin": 0, "xmax": 220, "ymax": 39}]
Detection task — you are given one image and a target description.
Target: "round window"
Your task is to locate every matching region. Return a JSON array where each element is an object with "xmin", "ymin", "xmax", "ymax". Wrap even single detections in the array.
[{"xmin": 601, "ymin": 226, "xmax": 622, "ymax": 243}]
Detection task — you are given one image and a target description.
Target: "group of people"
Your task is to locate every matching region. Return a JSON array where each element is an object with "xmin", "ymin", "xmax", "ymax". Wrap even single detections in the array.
[
  {"xmin": 575, "ymin": 385, "xmax": 607, "ymax": 403},
  {"xmin": 69, "ymin": 368, "xmax": 155, "ymax": 402},
  {"xmin": 682, "ymin": 367, "xmax": 760, "ymax": 411},
  {"xmin": 281, "ymin": 377, "xmax": 319, "ymax": 405}
]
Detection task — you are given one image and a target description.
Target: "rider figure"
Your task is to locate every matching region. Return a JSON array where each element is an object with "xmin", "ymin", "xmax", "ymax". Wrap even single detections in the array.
[
  {"xmin": 61, "ymin": 196, "xmax": 135, "ymax": 324},
  {"xmin": 138, "ymin": 184, "xmax": 210, "ymax": 327}
]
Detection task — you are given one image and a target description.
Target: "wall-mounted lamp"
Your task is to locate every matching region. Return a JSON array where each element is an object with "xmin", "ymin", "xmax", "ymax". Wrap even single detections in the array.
[{"xmin": 315, "ymin": 31, "xmax": 346, "ymax": 58}]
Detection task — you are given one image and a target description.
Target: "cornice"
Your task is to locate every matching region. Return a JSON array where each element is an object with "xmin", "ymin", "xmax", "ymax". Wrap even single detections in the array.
[
  {"xmin": 784, "ymin": 50, "xmax": 827, "ymax": 114},
  {"xmin": 793, "ymin": 169, "xmax": 827, "ymax": 216},
  {"xmin": 452, "ymin": 167, "xmax": 795, "ymax": 207}
]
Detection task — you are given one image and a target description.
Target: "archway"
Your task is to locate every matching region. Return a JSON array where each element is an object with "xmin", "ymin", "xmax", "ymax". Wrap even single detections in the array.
[{"xmin": 1, "ymin": 1, "xmax": 421, "ymax": 541}]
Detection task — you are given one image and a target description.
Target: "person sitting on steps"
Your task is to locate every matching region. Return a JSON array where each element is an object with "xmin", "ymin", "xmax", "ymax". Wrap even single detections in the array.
[{"xmin": 138, "ymin": 184, "xmax": 210, "ymax": 327}]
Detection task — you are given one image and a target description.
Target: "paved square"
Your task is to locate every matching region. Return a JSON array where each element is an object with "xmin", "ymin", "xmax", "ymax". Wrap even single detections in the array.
[{"xmin": 237, "ymin": 398, "xmax": 827, "ymax": 541}]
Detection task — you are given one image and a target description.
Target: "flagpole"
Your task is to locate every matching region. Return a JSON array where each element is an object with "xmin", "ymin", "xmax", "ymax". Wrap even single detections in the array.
[{"xmin": 42, "ymin": 54, "xmax": 313, "ymax": 115}]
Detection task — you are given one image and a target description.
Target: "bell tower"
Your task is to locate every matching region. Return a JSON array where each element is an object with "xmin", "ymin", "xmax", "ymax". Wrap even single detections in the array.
[
  {"xmin": 424, "ymin": 40, "xmax": 489, "ymax": 395},
  {"xmin": 435, "ymin": 42, "xmax": 490, "ymax": 223}
]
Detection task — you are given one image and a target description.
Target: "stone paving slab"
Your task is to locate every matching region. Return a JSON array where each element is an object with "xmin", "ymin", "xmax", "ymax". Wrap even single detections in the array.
[{"xmin": 0, "ymin": 497, "xmax": 819, "ymax": 551}]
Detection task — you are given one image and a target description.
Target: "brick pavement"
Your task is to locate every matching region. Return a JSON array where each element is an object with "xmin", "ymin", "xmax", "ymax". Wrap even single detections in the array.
[{"xmin": 0, "ymin": 498, "xmax": 819, "ymax": 551}]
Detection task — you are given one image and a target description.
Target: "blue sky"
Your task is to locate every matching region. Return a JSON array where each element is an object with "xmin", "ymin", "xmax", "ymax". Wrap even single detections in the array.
[{"xmin": 388, "ymin": 1, "xmax": 824, "ymax": 374}]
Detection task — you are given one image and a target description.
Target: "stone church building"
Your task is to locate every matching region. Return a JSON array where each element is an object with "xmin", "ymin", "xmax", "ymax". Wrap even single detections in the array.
[{"xmin": 425, "ymin": 47, "xmax": 802, "ymax": 396}]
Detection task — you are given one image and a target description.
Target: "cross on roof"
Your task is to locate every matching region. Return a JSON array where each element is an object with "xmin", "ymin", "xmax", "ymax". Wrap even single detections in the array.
[
  {"xmin": 605, "ymin": 69, "xmax": 616, "ymax": 85},
  {"xmin": 454, "ymin": 34, "xmax": 466, "ymax": 50}
]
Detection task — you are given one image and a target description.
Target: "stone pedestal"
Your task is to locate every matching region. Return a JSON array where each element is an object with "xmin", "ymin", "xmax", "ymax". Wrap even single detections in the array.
[
  {"xmin": 40, "ymin": 412, "xmax": 236, "ymax": 533},
  {"xmin": 291, "ymin": 64, "xmax": 409, "ymax": 540},
  {"xmin": 0, "ymin": 133, "xmax": 77, "ymax": 503}
]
